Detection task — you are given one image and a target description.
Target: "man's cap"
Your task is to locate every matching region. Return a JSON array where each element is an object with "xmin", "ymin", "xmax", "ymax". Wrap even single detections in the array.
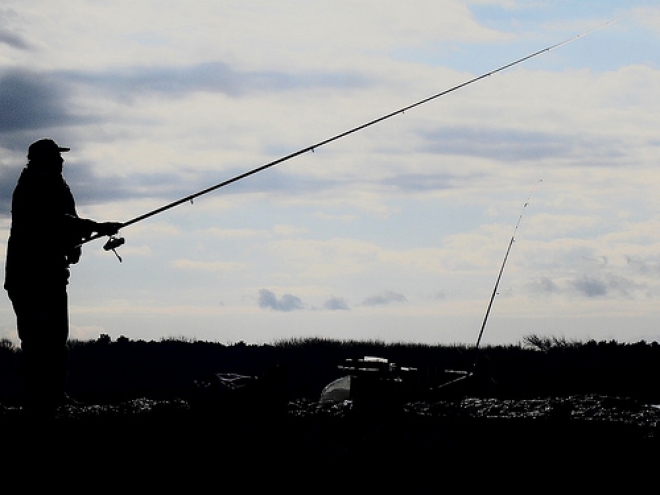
[{"xmin": 27, "ymin": 138, "xmax": 70, "ymax": 160}]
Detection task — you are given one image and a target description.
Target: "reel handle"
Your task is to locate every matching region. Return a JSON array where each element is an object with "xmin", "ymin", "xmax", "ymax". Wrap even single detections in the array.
[{"xmin": 103, "ymin": 236, "xmax": 125, "ymax": 262}]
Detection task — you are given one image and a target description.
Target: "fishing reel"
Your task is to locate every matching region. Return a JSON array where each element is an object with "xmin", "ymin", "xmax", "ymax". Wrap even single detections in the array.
[{"xmin": 103, "ymin": 235, "xmax": 125, "ymax": 262}]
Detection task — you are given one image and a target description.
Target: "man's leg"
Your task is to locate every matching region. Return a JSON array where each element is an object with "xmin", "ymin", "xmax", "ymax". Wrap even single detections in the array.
[{"xmin": 10, "ymin": 288, "xmax": 69, "ymax": 414}]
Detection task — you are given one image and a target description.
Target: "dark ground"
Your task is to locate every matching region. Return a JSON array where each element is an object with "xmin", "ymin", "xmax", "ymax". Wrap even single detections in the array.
[
  {"xmin": 2, "ymin": 338, "xmax": 660, "ymax": 491},
  {"xmin": 1, "ymin": 395, "xmax": 659, "ymax": 491}
]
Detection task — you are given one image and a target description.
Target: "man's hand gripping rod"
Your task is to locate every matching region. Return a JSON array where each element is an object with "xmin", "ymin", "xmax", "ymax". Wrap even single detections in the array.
[{"xmin": 84, "ymin": 21, "xmax": 615, "ymax": 261}]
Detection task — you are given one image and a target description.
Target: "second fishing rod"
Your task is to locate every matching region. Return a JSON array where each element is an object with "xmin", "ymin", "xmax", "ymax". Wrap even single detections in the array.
[{"xmin": 89, "ymin": 22, "xmax": 615, "ymax": 258}]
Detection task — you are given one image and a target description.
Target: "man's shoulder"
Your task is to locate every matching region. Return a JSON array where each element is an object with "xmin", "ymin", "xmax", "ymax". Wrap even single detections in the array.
[{"xmin": 15, "ymin": 168, "xmax": 69, "ymax": 193}]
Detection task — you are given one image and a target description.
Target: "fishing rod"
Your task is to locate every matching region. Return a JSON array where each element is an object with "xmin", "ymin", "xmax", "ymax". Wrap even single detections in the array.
[
  {"xmin": 433, "ymin": 180, "xmax": 542, "ymax": 391},
  {"xmin": 473, "ymin": 179, "xmax": 543, "ymax": 357},
  {"xmin": 91, "ymin": 21, "xmax": 615, "ymax": 258}
]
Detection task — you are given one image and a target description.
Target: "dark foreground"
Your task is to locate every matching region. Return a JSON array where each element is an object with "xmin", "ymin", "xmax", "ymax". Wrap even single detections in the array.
[{"xmin": 2, "ymin": 395, "xmax": 659, "ymax": 491}]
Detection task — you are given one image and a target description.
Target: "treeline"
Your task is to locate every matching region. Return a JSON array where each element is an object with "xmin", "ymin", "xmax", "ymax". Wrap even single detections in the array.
[{"xmin": 2, "ymin": 335, "xmax": 660, "ymax": 405}]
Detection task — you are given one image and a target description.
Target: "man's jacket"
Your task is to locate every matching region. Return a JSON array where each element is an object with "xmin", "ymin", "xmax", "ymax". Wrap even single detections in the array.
[{"xmin": 4, "ymin": 165, "xmax": 94, "ymax": 292}]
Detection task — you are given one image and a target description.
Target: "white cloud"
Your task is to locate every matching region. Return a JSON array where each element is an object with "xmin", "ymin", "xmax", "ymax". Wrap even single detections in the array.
[
  {"xmin": 171, "ymin": 259, "xmax": 245, "ymax": 272},
  {"xmin": 633, "ymin": 7, "xmax": 660, "ymax": 32},
  {"xmin": 362, "ymin": 290, "xmax": 408, "ymax": 306},
  {"xmin": 69, "ymin": 325, "xmax": 107, "ymax": 341},
  {"xmin": 2, "ymin": 1, "xmax": 659, "ymax": 346}
]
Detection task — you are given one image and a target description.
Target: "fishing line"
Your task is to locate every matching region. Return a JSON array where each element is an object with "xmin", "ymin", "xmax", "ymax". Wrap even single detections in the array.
[{"xmin": 84, "ymin": 21, "xmax": 615, "ymax": 252}]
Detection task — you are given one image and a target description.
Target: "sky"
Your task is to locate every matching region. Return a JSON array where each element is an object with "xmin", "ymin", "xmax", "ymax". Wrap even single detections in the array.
[{"xmin": 1, "ymin": 1, "xmax": 660, "ymax": 346}]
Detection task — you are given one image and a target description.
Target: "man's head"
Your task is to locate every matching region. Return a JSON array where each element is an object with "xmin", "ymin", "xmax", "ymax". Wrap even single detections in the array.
[{"xmin": 27, "ymin": 138, "xmax": 70, "ymax": 173}]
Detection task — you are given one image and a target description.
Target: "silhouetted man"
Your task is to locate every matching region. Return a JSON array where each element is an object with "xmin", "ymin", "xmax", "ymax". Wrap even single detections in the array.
[{"xmin": 4, "ymin": 138, "xmax": 122, "ymax": 416}]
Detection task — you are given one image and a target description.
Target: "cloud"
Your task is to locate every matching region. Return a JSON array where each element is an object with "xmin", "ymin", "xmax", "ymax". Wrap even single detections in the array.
[
  {"xmin": 224, "ymin": 167, "xmax": 343, "ymax": 197},
  {"xmin": 380, "ymin": 172, "xmax": 463, "ymax": 192},
  {"xmin": 75, "ymin": 162, "xmax": 238, "ymax": 209},
  {"xmin": 52, "ymin": 62, "xmax": 373, "ymax": 103},
  {"xmin": 171, "ymin": 259, "xmax": 244, "ymax": 272},
  {"xmin": 0, "ymin": 27, "xmax": 30, "ymax": 50},
  {"xmin": 258, "ymin": 289, "xmax": 305, "ymax": 312},
  {"xmin": 0, "ymin": 8, "xmax": 31, "ymax": 50},
  {"xmin": 633, "ymin": 7, "xmax": 660, "ymax": 32},
  {"xmin": 526, "ymin": 276, "xmax": 561, "ymax": 295},
  {"xmin": 626, "ymin": 256, "xmax": 660, "ymax": 278},
  {"xmin": 0, "ymin": 61, "xmax": 372, "ymax": 154},
  {"xmin": 0, "ymin": 160, "xmax": 201, "ymax": 220},
  {"xmin": 0, "ymin": 61, "xmax": 373, "ymax": 208},
  {"xmin": 362, "ymin": 290, "xmax": 407, "ymax": 306},
  {"xmin": 434, "ymin": 291, "xmax": 448, "ymax": 300},
  {"xmin": 572, "ymin": 276, "xmax": 608, "ymax": 297},
  {"xmin": 323, "ymin": 297, "xmax": 350, "ymax": 311},
  {"xmin": 419, "ymin": 126, "xmax": 618, "ymax": 163},
  {"xmin": 69, "ymin": 325, "xmax": 106, "ymax": 341},
  {"xmin": 0, "ymin": 165, "xmax": 19, "ymax": 213},
  {"xmin": 571, "ymin": 274, "xmax": 645, "ymax": 298},
  {"xmin": 0, "ymin": 69, "xmax": 82, "ymax": 136}
]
